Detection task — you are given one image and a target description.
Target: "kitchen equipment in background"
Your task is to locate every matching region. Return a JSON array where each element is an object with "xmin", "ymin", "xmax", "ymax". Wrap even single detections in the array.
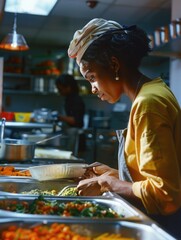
[
  {"xmin": 92, "ymin": 116, "xmax": 110, "ymax": 129},
  {"xmin": 0, "ymin": 12, "xmax": 29, "ymax": 51},
  {"xmin": 33, "ymin": 77, "xmax": 44, "ymax": 92},
  {"xmin": 169, "ymin": 19, "xmax": 181, "ymax": 39},
  {"xmin": 87, "ymin": 111, "xmax": 111, "ymax": 162},
  {"xmin": 14, "ymin": 112, "xmax": 32, "ymax": 122},
  {"xmin": 32, "ymin": 108, "xmax": 52, "ymax": 123},
  {"xmin": 35, "ymin": 133, "xmax": 62, "ymax": 145},
  {"xmin": 21, "ymin": 133, "xmax": 47, "ymax": 143},
  {"xmin": 0, "ymin": 118, "xmax": 6, "ymax": 141},
  {"xmin": 0, "ymin": 138, "xmax": 35, "ymax": 161},
  {"xmin": 34, "ymin": 148, "xmax": 72, "ymax": 159},
  {"xmin": 0, "ymin": 112, "xmax": 15, "ymax": 121},
  {"xmin": 21, "ymin": 131, "xmax": 63, "ymax": 147},
  {"xmin": 0, "ymin": 119, "xmax": 63, "ymax": 161},
  {"xmin": 0, "ymin": 134, "xmax": 63, "ymax": 161},
  {"xmin": 88, "ymin": 110, "xmax": 110, "ymax": 128},
  {"xmin": 33, "ymin": 77, "xmax": 58, "ymax": 93}
]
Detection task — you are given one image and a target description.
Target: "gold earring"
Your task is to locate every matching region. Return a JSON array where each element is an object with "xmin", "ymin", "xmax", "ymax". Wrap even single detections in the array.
[
  {"xmin": 92, "ymin": 87, "xmax": 98, "ymax": 94},
  {"xmin": 115, "ymin": 71, "xmax": 119, "ymax": 81}
]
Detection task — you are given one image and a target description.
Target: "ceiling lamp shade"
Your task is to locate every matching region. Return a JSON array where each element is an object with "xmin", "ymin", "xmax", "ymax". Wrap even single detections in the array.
[{"xmin": 0, "ymin": 13, "xmax": 29, "ymax": 51}]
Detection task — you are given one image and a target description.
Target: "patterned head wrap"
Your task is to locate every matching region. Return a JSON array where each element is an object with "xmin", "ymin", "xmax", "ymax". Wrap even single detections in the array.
[{"xmin": 68, "ymin": 18, "xmax": 123, "ymax": 65}]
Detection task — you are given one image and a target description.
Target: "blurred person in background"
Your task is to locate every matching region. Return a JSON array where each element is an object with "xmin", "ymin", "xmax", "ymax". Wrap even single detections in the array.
[
  {"xmin": 68, "ymin": 18, "xmax": 181, "ymax": 238},
  {"xmin": 55, "ymin": 74, "xmax": 86, "ymax": 156}
]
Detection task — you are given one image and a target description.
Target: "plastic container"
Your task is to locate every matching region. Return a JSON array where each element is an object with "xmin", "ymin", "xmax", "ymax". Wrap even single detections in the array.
[
  {"xmin": 14, "ymin": 112, "xmax": 32, "ymax": 122},
  {"xmin": 0, "ymin": 112, "xmax": 14, "ymax": 121},
  {"xmin": 29, "ymin": 163, "xmax": 87, "ymax": 181}
]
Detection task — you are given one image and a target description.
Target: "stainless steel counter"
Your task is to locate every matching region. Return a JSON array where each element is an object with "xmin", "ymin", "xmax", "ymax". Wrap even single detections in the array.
[{"xmin": 5, "ymin": 122, "xmax": 55, "ymax": 129}]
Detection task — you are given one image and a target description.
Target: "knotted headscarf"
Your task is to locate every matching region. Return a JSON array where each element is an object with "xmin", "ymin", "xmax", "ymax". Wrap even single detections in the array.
[{"xmin": 68, "ymin": 18, "xmax": 123, "ymax": 65}]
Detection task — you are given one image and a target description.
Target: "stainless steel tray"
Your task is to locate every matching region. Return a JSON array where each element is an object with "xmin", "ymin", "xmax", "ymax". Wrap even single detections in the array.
[
  {"xmin": 0, "ymin": 177, "xmax": 76, "ymax": 195},
  {"xmin": 0, "ymin": 194, "xmax": 148, "ymax": 221},
  {"xmin": 0, "ymin": 218, "xmax": 176, "ymax": 240},
  {"xmin": 0, "ymin": 162, "xmax": 85, "ymax": 180},
  {"xmin": 0, "ymin": 163, "xmax": 36, "ymax": 168}
]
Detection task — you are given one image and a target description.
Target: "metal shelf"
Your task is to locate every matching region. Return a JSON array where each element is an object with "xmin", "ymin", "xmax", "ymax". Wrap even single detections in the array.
[
  {"xmin": 150, "ymin": 37, "xmax": 181, "ymax": 58},
  {"xmin": 5, "ymin": 122, "xmax": 54, "ymax": 129}
]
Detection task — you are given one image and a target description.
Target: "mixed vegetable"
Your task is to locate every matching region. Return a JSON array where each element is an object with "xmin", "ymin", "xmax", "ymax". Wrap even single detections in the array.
[
  {"xmin": 58, "ymin": 186, "xmax": 78, "ymax": 196},
  {"xmin": 0, "ymin": 195, "xmax": 123, "ymax": 218},
  {"xmin": 20, "ymin": 186, "xmax": 78, "ymax": 196}
]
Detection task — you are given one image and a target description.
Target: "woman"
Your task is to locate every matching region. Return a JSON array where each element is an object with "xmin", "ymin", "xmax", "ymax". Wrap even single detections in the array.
[
  {"xmin": 68, "ymin": 18, "xmax": 181, "ymax": 238},
  {"xmin": 55, "ymin": 74, "xmax": 85, "ymax": 155}
]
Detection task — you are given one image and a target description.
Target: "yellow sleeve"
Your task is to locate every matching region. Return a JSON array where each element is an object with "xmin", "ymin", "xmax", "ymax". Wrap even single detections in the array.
[{"xmin": 132, "ymin": 112, "xmax": 181, "ymax": 215}]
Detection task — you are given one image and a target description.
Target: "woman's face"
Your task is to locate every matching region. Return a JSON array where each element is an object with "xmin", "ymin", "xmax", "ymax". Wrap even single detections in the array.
[{"xmin": 80, "ymin": 60, "xmax": 122, "ymax": 104}]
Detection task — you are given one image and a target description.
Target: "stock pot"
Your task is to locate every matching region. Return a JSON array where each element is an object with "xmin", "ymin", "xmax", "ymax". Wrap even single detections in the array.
[{"xmin": 0, "ymin": 138, "xmax": 35, "ymax": 161}]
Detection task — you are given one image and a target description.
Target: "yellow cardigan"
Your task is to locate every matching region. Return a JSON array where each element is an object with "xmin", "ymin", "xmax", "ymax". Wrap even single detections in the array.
[{"xmin": 125, "ymin": 77, "xmax": 181, "ymax": 215}]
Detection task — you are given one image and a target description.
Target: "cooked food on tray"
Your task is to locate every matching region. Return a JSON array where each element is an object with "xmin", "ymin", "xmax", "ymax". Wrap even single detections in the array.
[
  {"xmin": 0, "ymin": 196, "xmax": 123, "ymax": 218},
  {"xmin": 20, "ymin": 186, "xmax": 78, "ymax": 196},
  {"xmin": 0, "ymin": 223, "xmax": 135, "ymax": 240},
  {"xmin": 20, "ymin": 189, "xmax": 59, "ymax": 196},
  {"xmin": 94, "ymin": 234, "xmax": 135, "ymax": 240},
  {"xmin": 58, "ymin": 186, "xmax": 78, "ymax": 196},
  {"xmin": 0, "ymin": 166, "xmax": 31, "ymax": 177}
]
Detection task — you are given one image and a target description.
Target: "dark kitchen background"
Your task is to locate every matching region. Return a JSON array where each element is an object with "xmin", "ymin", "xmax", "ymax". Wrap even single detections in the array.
[{"xmin": 0, "ymin": 0, "xmax": 180, "ymax": 165}]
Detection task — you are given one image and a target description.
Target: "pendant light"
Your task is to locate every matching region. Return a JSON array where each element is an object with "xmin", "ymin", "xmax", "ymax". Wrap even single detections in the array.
[{"xmin": 0, "ymin": 12, "xmax": 29, "ymax": 51}]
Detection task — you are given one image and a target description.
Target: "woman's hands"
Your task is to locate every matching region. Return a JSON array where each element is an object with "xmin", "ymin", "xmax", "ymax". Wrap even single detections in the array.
[
  {"xmin": 82, "ymin": 163, "xmax": 119, "ymax": 179},
  {"xmin": 77, "ymin": 163, "xmax": 119, "ymax": 196},
  {"xmin": 93, "ymin": 164, "xmax": 119, "ymax": 177},
  {"xmin": 77, "ymin": 177, "xmax": 102, "ymax": 196},
  {"xmin": 77, "ymin": 162, "xmax": 135, "ymax": 199}
]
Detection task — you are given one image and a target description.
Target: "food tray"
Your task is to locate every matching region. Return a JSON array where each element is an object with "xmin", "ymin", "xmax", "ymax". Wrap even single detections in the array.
[
  {"xmin": 0, "ymin": 177, "xmax": 76, "ymax": 196},
  {"xmin": 0, "ymin": 194, "xmax": 149, "ymax": 222},
  {"xmin": 0, "ymin": 163, "xmax": 36, "ymax": 168},
  {"xmin": 0, "ymin": 162, "xmax": 86, "ymax": 180},
  {"xmin": 0, "ymin": 164, "xmax": 31, "ymax": 178},
  {"xmin": 0, "ymin": 218, "xmax": 176, "ymax": 240}
]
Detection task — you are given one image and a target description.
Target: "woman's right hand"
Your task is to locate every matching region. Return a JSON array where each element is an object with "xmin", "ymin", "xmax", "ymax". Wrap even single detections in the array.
[
  {"xmin": 77, "ymin": 177, "xmax": 102, "ymax": 196},
  {"xmin": 93, "ymin": 164, "xmax": 119, "ymax": 177},
  {"xmin": 81, "ymin": 162, "xmax": 119, "ymax": 180}
]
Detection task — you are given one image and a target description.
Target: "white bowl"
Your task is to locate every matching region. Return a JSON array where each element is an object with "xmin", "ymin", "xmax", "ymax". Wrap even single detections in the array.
[{"xmin": 29, "ymin": 163, "xmax": 88, "ymax": 181}]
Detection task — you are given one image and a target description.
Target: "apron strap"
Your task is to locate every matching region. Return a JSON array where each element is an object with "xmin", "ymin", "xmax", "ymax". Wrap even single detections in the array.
[{"xmin": 116, "ymin": 129, "xmax": 133, "ymax": 182}]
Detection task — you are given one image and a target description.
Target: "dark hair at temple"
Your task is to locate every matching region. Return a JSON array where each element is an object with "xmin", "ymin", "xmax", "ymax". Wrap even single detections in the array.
[
  {"xmin": 81, "ymin": 25, "xmax": 152, "ymax": 69},
  {"xmin": 56, "ymin": 74, "xmax": 79, "ymax": 93}
]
